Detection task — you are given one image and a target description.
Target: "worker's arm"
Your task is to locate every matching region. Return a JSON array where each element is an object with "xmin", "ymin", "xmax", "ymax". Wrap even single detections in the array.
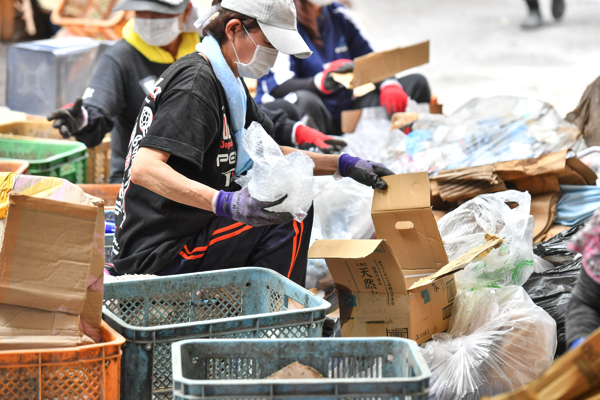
[
  {"xmin": 280, "ymin": 146, "xmax": 394, "ymax": 189},
  {"xmin": 131, "ymin": 147, "xmax": 216, "ymax": 211},
  {"xmin": 131, "ymin": 147, "xmax": 292, "ymax": 226}
]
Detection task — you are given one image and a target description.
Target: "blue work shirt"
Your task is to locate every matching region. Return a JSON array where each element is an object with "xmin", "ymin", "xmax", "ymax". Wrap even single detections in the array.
[{"xmin": 256, "ymin": 2, "xmax": 373, "ymax": 122}]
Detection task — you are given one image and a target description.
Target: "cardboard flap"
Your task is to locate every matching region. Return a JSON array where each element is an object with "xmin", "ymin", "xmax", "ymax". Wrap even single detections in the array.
[
  {"xmin": 409, "ymin": 236, "xmax": 503, "ymax": 290},
  {"xmin": 308, "ymin": 239, "xmax": 385, "ymax": 259},
  {"xmin": 372, "ymin": 173, "xmax": 431, "ymax": 212},
  {"xmin": 309, "ymin": 239, "xmax": 408, "ymax": 295}
]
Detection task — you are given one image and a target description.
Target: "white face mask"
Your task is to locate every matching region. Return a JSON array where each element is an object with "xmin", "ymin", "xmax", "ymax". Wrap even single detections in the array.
[
  {"xmin": 231, "ymin": 26, "xmax": 278, "ymax": 79},
  {"xmin": 134, "ymin": 17, "xmax": 181, "ymax": 47}
]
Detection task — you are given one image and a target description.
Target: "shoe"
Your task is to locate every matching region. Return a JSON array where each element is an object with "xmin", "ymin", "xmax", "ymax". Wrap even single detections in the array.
[
  {"xmin": 552, "ymin": 0, "xmax": 565, "ymax": 20},
  {"xmin": 521, "ymin": 10, "xmax": 542, "ymax": 29}
]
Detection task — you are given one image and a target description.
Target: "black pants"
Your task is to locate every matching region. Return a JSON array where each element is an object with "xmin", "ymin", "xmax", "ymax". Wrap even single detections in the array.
[
  {"xmin": 158, "ymin": 207, "xmax": 314, "ymax": 286},
  {"xmin": 262, "ymin": 74, "xmax": 431, "ymax": 136}
]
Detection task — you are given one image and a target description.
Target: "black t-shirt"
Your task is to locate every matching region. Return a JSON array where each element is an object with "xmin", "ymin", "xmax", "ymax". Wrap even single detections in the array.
[
  {"xmin": 112, "ymin": 53, "xmax": 275, "ymax": 275},
  {"xmin": 79, "ymin": 40, "xmax": 171, "ymax": 183}
]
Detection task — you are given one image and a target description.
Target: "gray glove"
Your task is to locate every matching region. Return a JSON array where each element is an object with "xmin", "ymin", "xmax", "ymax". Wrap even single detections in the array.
[
  {"xmin": 338, "ymin": 154, "xmax": 395, "ymax": 189},
  {"xmin": 47, "ymin": 98, "xmax": 84, "ymax": 138},
  {"xmin": 213, "ymin": 187, "xmax": 293, "ymax": 227}
]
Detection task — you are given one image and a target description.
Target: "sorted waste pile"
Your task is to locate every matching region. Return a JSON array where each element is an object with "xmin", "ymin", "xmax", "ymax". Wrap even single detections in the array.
[
  {"xmin": 382, "ymin": 96, "xmax": 583, "ymax": 175},
  {"xmin": 420, "ymin": 191, "xmax": 557, "ymax": 400}
]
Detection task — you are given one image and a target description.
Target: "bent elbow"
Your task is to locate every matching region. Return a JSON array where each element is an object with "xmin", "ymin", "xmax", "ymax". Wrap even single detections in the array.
[{"xmin": 130, "ymin": 159, "xmax": 146, "ymax": 186}]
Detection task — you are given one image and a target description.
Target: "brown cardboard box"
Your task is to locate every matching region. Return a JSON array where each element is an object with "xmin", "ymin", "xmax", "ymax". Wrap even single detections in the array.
[
  {"xmin": 308, "ymin": 173, "xmax": 503, "ymax": 344},
  {"xmin": 0, "ymin": 174, "xmax": 104, "ymax": 349}
]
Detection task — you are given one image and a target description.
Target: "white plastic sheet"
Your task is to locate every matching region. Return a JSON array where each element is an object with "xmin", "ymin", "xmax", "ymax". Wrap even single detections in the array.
[
  {"xmin": 421, "ymin": 286, "xmax": 557, "ymax": 400},
  {"xmin": 437, "ymin": 190, "xmax": 535, "ymax": 290}
]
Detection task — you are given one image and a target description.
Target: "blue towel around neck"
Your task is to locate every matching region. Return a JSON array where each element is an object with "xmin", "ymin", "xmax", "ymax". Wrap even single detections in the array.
[{"xmin": 196, "ymin": 36, "xmax": 252, "ymax": 176}]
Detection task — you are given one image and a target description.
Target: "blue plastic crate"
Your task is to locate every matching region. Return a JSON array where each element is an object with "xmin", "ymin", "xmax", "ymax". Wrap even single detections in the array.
[
  {"xmin": 102, "ymin": 268, "xmax": 330, "ymax": 400},
  {"xmin": 172, "ymin": 338, "xmax": 431, "ymax": 400}
]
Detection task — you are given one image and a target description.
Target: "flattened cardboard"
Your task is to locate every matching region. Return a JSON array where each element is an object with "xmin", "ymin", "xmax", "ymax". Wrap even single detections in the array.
[
  {"xmin": 331, "ymin": 41, "xmax": 430, "ymax": 89},
  {"xmin": 409, "ymin": 237, "xmax": 503, "ymax": 290},
  {"xmin": 0, "ymin": 175, "xmax": 104, "ymax": 348},
  {"xmin": 531, "ymin": 192, "xmax": 561, "ymax": 243},
  {"xmin": 372, "ymin": 173, "xmax": 448, "ymax": 271},
  {"xmin": 0, "ymin": 194, "xmax": 96, "ymax": 315}
]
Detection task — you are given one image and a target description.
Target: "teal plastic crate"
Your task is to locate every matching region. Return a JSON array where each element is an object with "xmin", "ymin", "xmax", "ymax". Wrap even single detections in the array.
[
  {"xmin": 102, "ymin": 268, "xmax": 330, "ymax": 400},
  {"xmin": 0, "ymin": 137, "xmax": 88, "ymax": 183},
  {"xmin": 172, "ymin": 338, "xmax": 431, "ymax": 400}
]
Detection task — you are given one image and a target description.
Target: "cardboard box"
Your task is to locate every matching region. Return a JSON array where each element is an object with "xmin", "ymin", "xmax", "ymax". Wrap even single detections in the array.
[
  {"xmin": 0, "ymin": 174, "xmax": 104, "ymax": 349},
  {"xmin": 308, "ymin": 173, "xmax": 503, "ymax": 344},
  {"xmin": 331, "ymin": 41, "xmax": 429, "ymax": 91}
]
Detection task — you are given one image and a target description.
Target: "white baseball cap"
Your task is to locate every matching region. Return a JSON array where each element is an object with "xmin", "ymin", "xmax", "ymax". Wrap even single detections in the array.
[{"xmin": 221, "ymin": 0, "xmax": 312, "ymax": 59}]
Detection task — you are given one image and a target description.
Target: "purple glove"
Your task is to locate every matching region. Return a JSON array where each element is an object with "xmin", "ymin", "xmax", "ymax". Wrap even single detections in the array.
[
  {"xmin": 338, "ymin": 154, "xmax": 395, "ymax": 189},
  {"xmin": 213, "ymin": 187, "xmax": 293, "ymax": 227}
]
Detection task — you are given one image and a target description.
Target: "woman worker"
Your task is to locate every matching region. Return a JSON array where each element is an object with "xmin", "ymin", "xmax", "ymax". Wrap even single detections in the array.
[
  {"xmin": 109, "ymin": 0, "xmax": 394, "ymax": 286},
  {"xmin": 255, "ymin": 0, "xmax": 432, "ymax": 136},
  {"xmin": 47, "ymin": 0, "xmax": 344, "ymax": 183}
]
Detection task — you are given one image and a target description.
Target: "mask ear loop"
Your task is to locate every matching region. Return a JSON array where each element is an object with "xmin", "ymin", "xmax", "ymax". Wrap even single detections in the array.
[{"xmin": 231, "ymin": 23, "xmax": 257, "ymax": 63}]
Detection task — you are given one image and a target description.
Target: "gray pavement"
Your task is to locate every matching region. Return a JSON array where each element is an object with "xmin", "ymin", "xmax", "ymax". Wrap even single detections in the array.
[{"xmin": 1, "ymin": 0, "xmax": 600, "ymax": 115}]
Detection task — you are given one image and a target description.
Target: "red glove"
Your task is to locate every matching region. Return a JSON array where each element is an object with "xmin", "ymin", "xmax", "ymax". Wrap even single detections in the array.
[
  {"xmin": 294, "ymin": 124, "xmax": 346, "ymax": 154},
  {"xmin": 380, "ymin": 81, "xmax": 408, "ymax": 115},
  {"xmin": 314, "ymin": 59, "xmax": 354, "ymax": 95}
]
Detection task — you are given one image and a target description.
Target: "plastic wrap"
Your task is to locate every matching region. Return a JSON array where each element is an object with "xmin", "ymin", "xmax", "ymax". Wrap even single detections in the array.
[
  {"xmin": 236, "ymin": 122, "xmax": 319, "ymax": 222},
  {"xmin": 437, "ymin": 190, "xmax": 535, "ymax": 290},
  {"xmin": 556, "ymin": 184, "xmax": 600, "ymax": 225},
  {"xmin": 340, "ymin": 106, "xmax": 391, "ymax": 162},
  {"xmin": 533, "ymin": 224, "xmax": 584, "ymax": 265},
  {"xmin": 421, "ymin": 286, "xmax": 557, "ymax": 400},
  {"xmin": 383, "ymin": 97, "xmax": 582, "ymax": 175}
]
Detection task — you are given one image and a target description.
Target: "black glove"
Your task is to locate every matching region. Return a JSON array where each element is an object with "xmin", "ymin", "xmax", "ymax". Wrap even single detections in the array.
[{"xmin": 47, "ymin": 98, "xmax": 84, "ymax": 138}]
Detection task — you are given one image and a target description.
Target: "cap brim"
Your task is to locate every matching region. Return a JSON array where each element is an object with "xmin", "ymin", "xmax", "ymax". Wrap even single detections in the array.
[
  {"xmin": 113, "ymin": 0, "xmax": 189, "ymax": 14},
  {"xmin": 258, "ymin": 21, "xmax": 312, "ymax": 59}
]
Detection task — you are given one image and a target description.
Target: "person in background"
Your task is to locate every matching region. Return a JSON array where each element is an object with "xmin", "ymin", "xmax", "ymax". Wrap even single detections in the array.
[
  {"xmin": 47, "ymin": 0, "xmax": 344, "ymax": 183},
  {"xmin": 255, "ymin": 0, "xmax": 431, "ymax": 136},
  {"xmin": 109, "ymin": 0, "xmax": 394, "ymax": 286},
  {"xmin": 566, "ymin": 207, "xmax": 600, "ymax": 349},
  {"xmin": 521, "ymin": 0, "xmax": 565, "ymax": 29}
]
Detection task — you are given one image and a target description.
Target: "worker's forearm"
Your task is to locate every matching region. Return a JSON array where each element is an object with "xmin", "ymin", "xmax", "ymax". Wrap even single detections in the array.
[
  {"xmin": 280, "ymin": 146, "xmax": 338, "ymax": 176},
  {"xmin": 131, "ymin": 149, "xmax": 217, "ymax": 212}
]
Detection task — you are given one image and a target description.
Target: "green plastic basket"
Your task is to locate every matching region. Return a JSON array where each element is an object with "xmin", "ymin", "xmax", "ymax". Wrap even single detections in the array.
[{"xmin": 0, "ymin": 137, "xmax": 88, "ymax": 183}]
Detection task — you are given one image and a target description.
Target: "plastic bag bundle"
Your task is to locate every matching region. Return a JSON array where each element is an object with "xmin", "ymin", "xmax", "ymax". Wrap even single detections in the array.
[
  {"xmin": 437, "ymin": 190, "xmax": 535, "ymax": 290},
  {"xmin": 385, "ymin": 96, "xmax": 583, "ymax": 175},
  {"xmin": 421, "ymin": 286, "xmax": 557, "ymax": 400},
  {"xmin": 236, "ymin": 122, "xmax": 319, "ymax": 222}
]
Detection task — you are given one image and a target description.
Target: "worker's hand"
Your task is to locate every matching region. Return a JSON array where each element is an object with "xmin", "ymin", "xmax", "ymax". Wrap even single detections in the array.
[
  {"xmin": 213, "ymin": 187, "xmax": 293, "ymax": 227},
  {"xmin": 379, "ymin": 80, "xmax": 408, "ymax": 115},
  {"xmin": 295, "ymin": 124, "xmax": 346, "ymax": 154},
  {"xmin": 314, "ymin": 59, "xmax": 354, "ymax": 95},
  {"xmin": 46, "ymin": 98, "xmax": 85, "ymax": 138},
  {"xmin": 337, "ymin": 154, "xmax": 395, "ymax": 190}
]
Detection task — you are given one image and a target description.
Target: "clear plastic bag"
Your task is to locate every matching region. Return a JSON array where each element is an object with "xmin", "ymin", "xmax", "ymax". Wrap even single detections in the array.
[
  {"xmin": 437, "ymin": 190, "xmax": 535, "ymax": 290},
  {"xmin": 421, "ymin": 286, "xmax": 557, "ymax": 400},
  {"xmin": 385, "ymin": 97, "xmax": 582, "ymax": 175},
  {"xmin": 236, "ymin": 122, "xmax": 319, "ymax": 222}
]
